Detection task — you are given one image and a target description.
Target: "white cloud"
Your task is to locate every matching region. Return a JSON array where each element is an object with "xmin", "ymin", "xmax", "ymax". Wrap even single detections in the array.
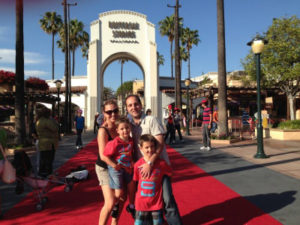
[
  {"xmin": 0, "ymin": 48, "xmax": 46, "ymax": 64},
  {"xmin": 0, "ymin": 66, "xmax": 49, "ymax": 78},
  {"xmin": 0, "ymin": 26, "xmax": 10, "ymax": 41}
]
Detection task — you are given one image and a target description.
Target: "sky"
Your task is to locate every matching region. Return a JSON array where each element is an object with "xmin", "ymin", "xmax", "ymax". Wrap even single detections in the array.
[{"xmin": 0, "ymin": 0, "xmax": 299, "ymax": 91}]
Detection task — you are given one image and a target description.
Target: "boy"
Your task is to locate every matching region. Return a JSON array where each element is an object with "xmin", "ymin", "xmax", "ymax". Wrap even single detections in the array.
[
  {"xmin": 134, "ymin": 134, "xmax": 172, "ymax": 225},
  {"xmin": 103, "ymin": 116, "xmax": 136, "ymax": 218}
]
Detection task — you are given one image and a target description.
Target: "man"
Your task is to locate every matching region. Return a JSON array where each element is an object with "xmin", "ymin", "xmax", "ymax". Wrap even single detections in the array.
[
  {"xmin": 200, "ymin": 99, "xmax": 212, "ymax": 151},
  {"xmin": 173, "ymin": 108, "xmax": 183, "ymax": 142},
  {"xmin": 126, "ymin": 94, "xmax": 182, "ymax": 225}
]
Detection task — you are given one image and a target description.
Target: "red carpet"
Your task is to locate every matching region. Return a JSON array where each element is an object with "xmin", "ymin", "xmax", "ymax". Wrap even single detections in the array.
[{"xmin": 2, "ymin": 140, "xmax": 282, "ymax": 225}]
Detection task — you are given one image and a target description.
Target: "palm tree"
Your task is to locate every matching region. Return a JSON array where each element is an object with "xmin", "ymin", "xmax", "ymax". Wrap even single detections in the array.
[
  {"xmin": 80, "ymin": 31, "xmax": 89, "ymax": 60},
  {"xmin": 181, "ymin": 27, "xmax": 200, "ymax": 79},
  {"xmin": 119, "ymin": 59, "xmax": 128, "ymax": 114},
  {"xmin": 217, "ymin": 0, "xmax": 228, "ymax": 137},
  {"xmin": 159, "ymin": 15, "xmax": 178, "ymax": 78},
  {"xmin": 57, "ymin": 19, "xmax": 88, "ymax": 75},
  {"xmin": 15, "ymin": 0, "xmax": 26, "ymax": 145},
  {"xmin": 157, "ymin": 52, "xmax": 165, "ymax": 76},
  {"xmin": 69, "ymin": 19, "xmax": 85, "ymax": 76},
  {"xmin": 39, "ymin": 12, "xmax": 62, "ymax": 80}
]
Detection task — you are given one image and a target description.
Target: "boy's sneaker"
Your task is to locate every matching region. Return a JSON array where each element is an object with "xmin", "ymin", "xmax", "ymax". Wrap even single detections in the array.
[
  {"xmin": 111, "ymin": 203, "xmax": 119, "ymax": 218},
  {"xmin": 206, "ymin": 147, "xmax": 212, "ymax": 151},
  {"xmin": 126, "ymin": 204, "xmax": 135, "ymax": 219},
  {"xmin": 76, "ymin": 146, "xmax": 80, "ymax": 150},
  {"xmin": 200, "ymin": 146, "xmax": 206, "ymax": 150}
]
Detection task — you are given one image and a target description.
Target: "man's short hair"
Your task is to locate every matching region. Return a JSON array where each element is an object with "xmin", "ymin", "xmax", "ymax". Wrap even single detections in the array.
[
  {"xmin": 115, "ymin": 116, "xmax": 131, "ymax": 128},
  {"xmin": 139, "ymin": 134, "xmax": 158, "ymax": 149},
  {"xmin": 125, "ymin": 94, "xmax": 142, "ymax": 106}
]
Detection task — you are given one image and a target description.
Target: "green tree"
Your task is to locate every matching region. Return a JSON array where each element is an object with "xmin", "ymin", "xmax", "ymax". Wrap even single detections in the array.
[
  {"xmin": 217, "ymin": 0, "xmax": 229, "ymax": 137},
  {"xmin": 116, "ymin": 81, "xmax": 133, "ymax": 96},
  {"xmin": 39, "ymin": 12, "xmax": 62, "ymax": 80},
  {"xmin": 103, "ymin": 87, "xmax": 115, "ymax": 101},
  {"xmin": 181, "ymin": 27, "xmax": 200, "ymax": 79},
  {"xmin": 15, "ymin": 0, "xmax": 26, "ymax": 145},
  {"xmin": 242, "ymin": 16, "xmax": 300, "ymax": 120}
]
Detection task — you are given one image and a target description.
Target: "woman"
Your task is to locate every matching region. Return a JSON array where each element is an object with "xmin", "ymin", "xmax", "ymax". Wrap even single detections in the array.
[
  {"xmin": 95, "ymin": 99, "xmax": 122, "ymax": 225},
  {"xmin": 35, "ymin": 108, "xmax": 59, "ymax": 177}
]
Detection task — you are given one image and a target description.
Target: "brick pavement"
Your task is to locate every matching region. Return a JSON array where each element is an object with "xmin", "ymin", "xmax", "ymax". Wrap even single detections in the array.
[{"xmin": 188, "ymin": 127, "xmax": 300, "ymax": 180}]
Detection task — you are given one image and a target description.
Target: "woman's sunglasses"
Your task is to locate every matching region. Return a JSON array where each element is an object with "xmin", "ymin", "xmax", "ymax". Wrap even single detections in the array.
[{"xmin": 104, "ymin": 108, "xmax": 119, "ymax": 115}]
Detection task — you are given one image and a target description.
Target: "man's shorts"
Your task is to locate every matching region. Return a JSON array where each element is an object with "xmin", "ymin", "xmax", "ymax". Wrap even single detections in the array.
[
  {"xmin": 108, "ymin": 166, "xmax": 132, "ymax": 190},
  {"xmin": 95, "ymin": 164, "xmax": 109, "ymax": 186}
]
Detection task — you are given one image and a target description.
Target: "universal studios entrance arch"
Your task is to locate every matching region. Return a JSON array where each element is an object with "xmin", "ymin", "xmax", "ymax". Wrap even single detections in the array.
[{"xmin": 87, "ymin": 10, "xmax": 160, "ymax": 128}]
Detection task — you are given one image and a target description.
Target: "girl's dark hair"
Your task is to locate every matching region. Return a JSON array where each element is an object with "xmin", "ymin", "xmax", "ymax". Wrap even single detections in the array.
[
  {"xmin": 139, "ymin": 134, "xmax": 158, "ymax": 149},
  {"xmin": 115, "ymin": 116, "xmax": 131, "ymax": 128}
]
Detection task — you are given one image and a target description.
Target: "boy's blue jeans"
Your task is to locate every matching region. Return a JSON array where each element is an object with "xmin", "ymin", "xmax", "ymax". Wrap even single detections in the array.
[{"xmin": 162, "ymin": 175, "xmax": 182, "ymax": 225}]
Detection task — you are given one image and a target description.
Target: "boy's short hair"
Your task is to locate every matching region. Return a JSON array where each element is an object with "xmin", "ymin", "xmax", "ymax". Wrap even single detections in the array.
[
  {"xmin": 139, "ymin": 134, "xmax": 158, "ymax": 149},
  {"xmin": 115, "ymin": 116, "xmax": 131, "ymax": 128}
]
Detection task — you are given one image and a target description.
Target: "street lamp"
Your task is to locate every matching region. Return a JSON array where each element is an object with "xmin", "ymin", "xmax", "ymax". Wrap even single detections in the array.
[
  {"xmin": 247, "ymin": 37, "xmax": 268, "ymax": 158},
  {"xmin": 185, "ymin": 78, "xmax": 192, "ymax": 136},
  {"xmin": 54, "ymin": 79, "xmax": 63, "ymax": 135}
]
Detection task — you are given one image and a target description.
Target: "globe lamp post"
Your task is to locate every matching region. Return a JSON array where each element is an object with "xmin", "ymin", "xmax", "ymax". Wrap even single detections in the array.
[
  {"xmin": 185, "ymin": 78, "xmax": 192, "ymax": 136},
  {"xmin": 54, "ymin": 79, "xmax": 63, "ymax": 135},
  {"xmin": 247, "ymin": 37, "xmax": 268, "ymax": 158}
]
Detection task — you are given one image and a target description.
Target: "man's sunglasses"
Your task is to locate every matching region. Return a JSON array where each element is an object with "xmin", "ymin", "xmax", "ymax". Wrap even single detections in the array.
[{"xmin": 104, "ymin": 108, "xmax": 119, "ymax": 115}]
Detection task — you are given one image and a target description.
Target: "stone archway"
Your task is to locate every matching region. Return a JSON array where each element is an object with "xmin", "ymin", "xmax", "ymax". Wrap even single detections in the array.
[{"xmin": 87, "ymin": 10, "xmax": 159, "ymax": 128}]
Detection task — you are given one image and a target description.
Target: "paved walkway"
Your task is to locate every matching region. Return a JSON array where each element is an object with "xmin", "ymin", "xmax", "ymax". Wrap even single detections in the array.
[{"xmin": 189, "ymin": 128, "xmax": 300, "ymax": 180}]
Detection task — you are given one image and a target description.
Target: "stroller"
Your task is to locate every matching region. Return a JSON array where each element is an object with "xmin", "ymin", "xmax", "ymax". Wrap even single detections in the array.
[{"xmin": 12, "ymin": 150, "xmax": 74, "ymax": 211}]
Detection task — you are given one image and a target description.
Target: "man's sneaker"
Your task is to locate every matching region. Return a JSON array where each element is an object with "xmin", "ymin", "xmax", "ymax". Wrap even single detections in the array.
[
  {"xmin": 126, "ymin": 204, "xmax": 135, "ymax": 219},
  {"xmin": 200, "ymin": 146, "xmax": 206, "ymax": 150},
  {"xmin": 206, "ymin": 147, "xmax": 212, "ymax": 151},
  {"xmin": 111, "ymin": 203, "xmax": 119, "ymax": 218},
  {"xmin": 76, "ymin": 146, "xmax": 80, "ymax": 150}
]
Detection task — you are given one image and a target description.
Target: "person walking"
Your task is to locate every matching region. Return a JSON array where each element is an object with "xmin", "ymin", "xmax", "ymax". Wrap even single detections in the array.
[
  {"xmin": 164, "ymin": 109, "xmax": 176, "ymax": 144},
  {"xmin": 74, "ymin": 109, "xmax": 85, "ymax": 150},
  {"xmin": 35, "ymin": 108, "xmax": 59, "ymax": 177},
  {"xmin": 211, "ymin": 107, "xmax": 218, "ymax": 133},
  {"xmin": 125, "ymin": 94, "xmax": 183, "ymax": 225},
  {"xmin": 94, "ymin": 112, "xmax": 100, "ymax": 134},
  {"xmin": 200, "ymin": 99, "xmax": 212, "ymax": 151},
  {"xmin": 173, "ymin": 108, "xmax": 183, "ymax": 142}
]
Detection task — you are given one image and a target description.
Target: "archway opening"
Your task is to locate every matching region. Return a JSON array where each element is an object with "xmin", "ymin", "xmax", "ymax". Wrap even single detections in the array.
[{"xmin": 102, "ymin": 54, "xmax": 145, "ymax": 115}]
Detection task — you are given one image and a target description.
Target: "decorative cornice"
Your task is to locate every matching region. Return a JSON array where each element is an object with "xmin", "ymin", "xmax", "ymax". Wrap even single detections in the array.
[
  {"xmin": 90, "ymin": 40, "xmax": 98, "ymax": 45},
  {"xmin": 147, "ymin": 21, "xmax": 155, "ymax": 28},
  {"xmin": 149, "ymin": 41, "xmax": 156, "ymax": 46},
  {"xmin": 90, "ymin": 19, "xmax": 99, "ymax": 26},
  {"xmin": 99, "ymin": 10, "xmax": 147, "ymax": 19}
]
